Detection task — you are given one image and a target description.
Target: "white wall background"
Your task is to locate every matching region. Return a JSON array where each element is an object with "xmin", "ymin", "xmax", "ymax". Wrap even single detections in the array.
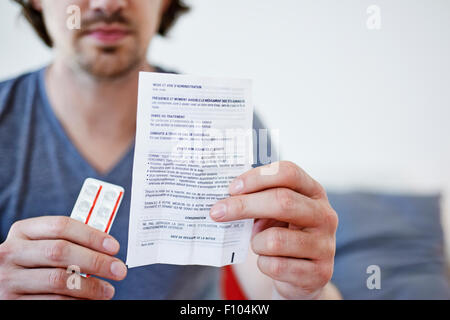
[{"xmin": 1, "ymin": 1, "xmax": 450, "ymax": 248}]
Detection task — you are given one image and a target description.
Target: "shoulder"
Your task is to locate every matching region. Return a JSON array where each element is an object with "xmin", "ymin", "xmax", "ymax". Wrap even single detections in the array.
[
  {"xmin": 253, "ymin": 112, "xmax": 265, "ymax": 131},
  {"xmin": 0, "ymin": 68, "xmax": 43, "ymax": 120},
  {"xmin": 0, "ymin": 68, "xmax": 45, "ymax": 185},
  {"xmin": 153, "ymin": 65, "xmax": 178, "ymax": 75}
]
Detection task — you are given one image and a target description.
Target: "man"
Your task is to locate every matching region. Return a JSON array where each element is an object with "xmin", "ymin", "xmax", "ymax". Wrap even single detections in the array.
[{"xmin": 0, "ymin": 0, "xmax": 339, "ymax": 299}]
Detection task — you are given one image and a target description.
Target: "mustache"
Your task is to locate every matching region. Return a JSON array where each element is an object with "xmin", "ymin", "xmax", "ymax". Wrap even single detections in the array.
[{"xmin": 79, "ymin": 10, "xmax": 132, "ymax": 31}]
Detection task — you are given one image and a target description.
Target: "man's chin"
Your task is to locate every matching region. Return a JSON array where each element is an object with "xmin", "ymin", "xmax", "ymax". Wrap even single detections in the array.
[
  {"xmin": 76, "ymin": 53, "xmax": 142, "ymax": 79},
  {"xmin": 73, "ymin": 38, "xmax": 143, "ymax": 79}
]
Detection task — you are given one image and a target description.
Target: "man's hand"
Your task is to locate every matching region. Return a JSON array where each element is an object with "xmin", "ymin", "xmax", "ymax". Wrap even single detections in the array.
[
  {"xmin": 0, "ymin": 216, "xmax": 127, "ymax": 300},
  {"xmin": 210, "ymin": 161, "xmax": 338, "ymax": 299}
]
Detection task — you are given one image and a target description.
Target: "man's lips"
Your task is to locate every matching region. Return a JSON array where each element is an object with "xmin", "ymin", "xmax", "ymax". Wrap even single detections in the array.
[{"xmin": 84, "ymin": 26, "xmax": 131, "ymax": 44}]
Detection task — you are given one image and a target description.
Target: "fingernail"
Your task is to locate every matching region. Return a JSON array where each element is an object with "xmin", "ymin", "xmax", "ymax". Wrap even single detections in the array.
[
  {"xmin": 210, "ymin": 203, "xmax": 227, "ymax": 220},
  {"xmin": 103, "ymin": 284, "xmax": 115, "ymax": 299},
  {"xmin": 110, "ymin": 261, "xmax": 127, "ymax": 279},
  {"xmin": 230, "ymin": 179, "xmax": 244, "ymax": 194},
  {"xmin": 103, "ymin": 237, "xmax": 119, "ymax": 253}
]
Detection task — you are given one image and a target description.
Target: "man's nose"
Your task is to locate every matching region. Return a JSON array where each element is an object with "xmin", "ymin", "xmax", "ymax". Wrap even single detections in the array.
[{"xmin": 89, "ymin": 0, "xmax": 127, "ymax": 15}]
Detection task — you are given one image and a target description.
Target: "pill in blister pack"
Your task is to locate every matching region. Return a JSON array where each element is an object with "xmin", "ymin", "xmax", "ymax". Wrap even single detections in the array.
[{"xmin": 70, "ymin": 178, "xmax": 124, "ymax": 234}]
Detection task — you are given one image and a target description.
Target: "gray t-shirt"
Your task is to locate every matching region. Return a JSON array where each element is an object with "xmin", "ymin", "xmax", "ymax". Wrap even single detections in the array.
[{"xmin": 0, "ymin": 67, "xmax": 268, "ymax": 299}]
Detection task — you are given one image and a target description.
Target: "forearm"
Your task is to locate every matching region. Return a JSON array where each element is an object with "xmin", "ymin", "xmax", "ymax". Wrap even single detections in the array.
[
  {"xmin": 233, "ymin": 250, "xmax": 274, "ymax": 300},
  {"xmin": 234, "ymin": 250, "xmax": 342, "ymax": 300}
]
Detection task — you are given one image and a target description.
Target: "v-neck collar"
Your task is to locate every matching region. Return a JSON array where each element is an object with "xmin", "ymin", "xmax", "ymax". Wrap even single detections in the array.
[{"xmin": 37, "ymin": 66, "xmax": 136, "ymax": 180}]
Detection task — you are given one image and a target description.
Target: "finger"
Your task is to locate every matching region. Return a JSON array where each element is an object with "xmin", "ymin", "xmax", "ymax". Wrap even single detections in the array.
[
  {"xmin": 229, "ymin": 161, "xmax": 326, "ymax": 199},
  {"xmin": 257, "ymin": 256, "xmax": 332, "ymax": 291},
  {"xmin": 17, "ymin": 294, "xmax": 79, "ymax": 300},
  {"xmin": 11, "ymin": 268, "xmax": 116, "ymax": 300},
  {"xmin": 210, "ymin": 188, "xmax": 325, "ymax": 227},
  {"xmin": 11, "ymin": 239, "xmax": 127, "ymax": 281},
  {"xmin": 252, "ymin": 227, "xmax": 332, "ymax": 260},
  {"xmin": 252, "ymin": 219, "xmax": 287, "ymax": 238},
  {"xmin": 9, "ymin": 216, "xmax": 120, "ymax": 255}
]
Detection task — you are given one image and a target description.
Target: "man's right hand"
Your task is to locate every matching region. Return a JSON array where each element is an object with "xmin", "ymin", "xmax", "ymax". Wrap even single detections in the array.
[{"xmin": 0, "ymin": 216, "xmax": 127, "ymax": 300}]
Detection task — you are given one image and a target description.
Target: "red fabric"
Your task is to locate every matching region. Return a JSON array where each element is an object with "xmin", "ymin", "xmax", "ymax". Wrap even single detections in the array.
[{"xmin": 221, "ymin": 265, "xmax": 248, "ymax": 300}]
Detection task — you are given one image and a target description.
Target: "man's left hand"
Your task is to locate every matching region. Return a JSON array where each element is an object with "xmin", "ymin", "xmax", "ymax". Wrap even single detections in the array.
[{"xmin": 210, "ymin": 161, "xmax": 338, "ymax": 299}]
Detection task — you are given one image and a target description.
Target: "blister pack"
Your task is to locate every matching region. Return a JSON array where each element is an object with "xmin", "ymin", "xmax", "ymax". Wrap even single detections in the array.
[{"xmin": 70, "ymin": 178, "xmax": 124, "ymax": 234}]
